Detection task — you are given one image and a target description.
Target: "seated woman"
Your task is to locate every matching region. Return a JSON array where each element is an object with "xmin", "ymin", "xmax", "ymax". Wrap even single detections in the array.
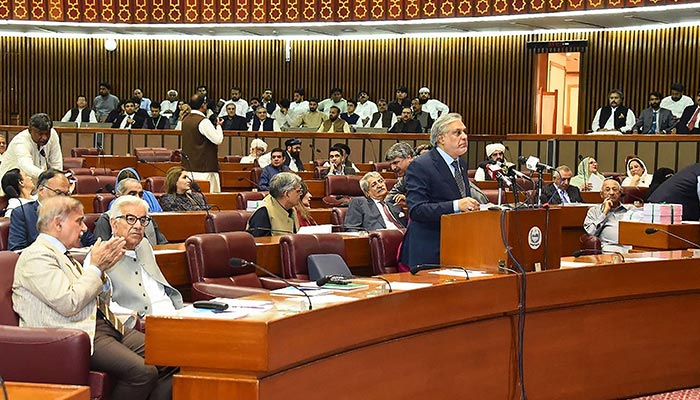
[
  {"xmin": 571, "ymin": 156, "xmax": 606, "ymax": 192},
  {"xmin": 159, "ymin": 166, "xmax": 206, "ymax": 212},
  {"xmin": 295, "ymin": 180, "xmax": 316, "ymax": 227},
  {"xmin": 1, "ymin": 168, "xmax": 36, "ymax": 218},
  {"xmin": 645, "ymin": 167, "xmax": 674, "ymax": 200},
  {"xmin": 112, "ymin": 167, "xmax": 163, "ymax": 212},
  {"xmin": 246, "ymin": 172, "xmax": 303, "ymax": 237},
  {"xmin": 621, "ymin": 156, "xmax": 651, "ymax": 187},
  {"xmin": 240, "ymin": 138, "xmax": 268, "ymax": 164}
]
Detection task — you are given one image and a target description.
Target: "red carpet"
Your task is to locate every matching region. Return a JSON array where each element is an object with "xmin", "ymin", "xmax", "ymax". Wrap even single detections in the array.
[{"xmin": 630, "ymin": 388, "xmax": 700, "ymax": 399}]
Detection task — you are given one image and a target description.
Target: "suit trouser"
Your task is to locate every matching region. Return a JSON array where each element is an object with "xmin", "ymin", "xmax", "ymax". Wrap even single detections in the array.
[{"xmin": 91, "ymin": 318, "xmax": 177, "ymax": 400}]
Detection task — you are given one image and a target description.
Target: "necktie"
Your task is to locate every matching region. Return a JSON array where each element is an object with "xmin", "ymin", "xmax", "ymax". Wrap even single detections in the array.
[
  {"xmin": 687, "ymin": 107, "xmax": 700, "ymax": 131},
  {"xmin": 649, "ymin": 111, "xmax": 657, "ymax": 134},
  {"xmin": 381, "ymin": 201, "xmax": 402, "ymax": 228},
  {"xmin": 65, "ymin": 252, "xmax": 126, "ymax": 335},
  {"xmin": 560, "ymin": 189, "xmax": 570, "ymax": 203},
  {"xmin": 451, "ymin": 160, "xmax": 467, "ymax": 198}
]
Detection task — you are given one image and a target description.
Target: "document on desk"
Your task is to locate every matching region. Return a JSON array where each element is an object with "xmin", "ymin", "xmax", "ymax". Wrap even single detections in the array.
[
  {"xmin": 171, "ymin": 305, "xmax": 250, "ymax": 320},
  {"xmin": 215, "ymin": 298, "xmax": 275, "ymax": 313},
  {"xmin": 298, "ymin": 224, "xmax": 333, "ymax": 234},
  {"xmin": 428, "ymin": 269, "xmax": 493, "ymax": 278},
  {"xmin": 270, "ymin": 286, "xmax": 335, "ymax": 296},
  {"xmin": 560, "ymin": 261, "xmax": 596, "ymax": 268}
]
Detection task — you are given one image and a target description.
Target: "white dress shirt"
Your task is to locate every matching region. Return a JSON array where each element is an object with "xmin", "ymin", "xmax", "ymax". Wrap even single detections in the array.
[
  {"xmin": 591, "ymin": 107, "xmax": 636, "ymax": 133},
  {"xmin": 289, "ymin": 100, "xmax": 310, "ymax": 121},
  {"xmin": 660, "ymin": 95, "xmax": 694, "ymax": 118},
  {"xmin": 371, "ymin": 198, "xmax": 400, "ymax": 230},
  {"xmin": 355, "ymin": 101, "xmax": 378, "ymax": 125},
  {"xmin": 422, "ymin": 99, "xmax": 450, "ymax": 120},
  {"xmin": 0, "ymin": 128, "xmax": 62, "ymax": 193}
]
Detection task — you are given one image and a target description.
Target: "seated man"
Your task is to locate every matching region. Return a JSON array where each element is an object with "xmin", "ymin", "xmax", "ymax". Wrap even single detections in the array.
[
  {"xmin": 632, "ymin": 91, "xmax": 675, "ymax": 134},
  {"xmin": 474, "ymin": 143, "xmax": 512, "ymax": 182},
  {"xmin": 291, "ymin": 98, "xmax": 327, "ymax": 130},
  {"xmin": 248, "ymin": 106, "xmax": 280, "ymax": 132},
  {"xmin": 340, "ymin": 99, "xmax": 362, "ymax": 128},
  {"xmin": 220, "ymin": 103, "xmax": 248, "ymax": 131},
  {"xmin": 94, "ymin": 178, "xmax": 168, "ymax": 246},
  {"xmin": 111, "ymin": 98, "xmax": 145, "ymax": 129},
  {"xmin": 143, "ymin": 103, "xmax": 171, "ymax": 129},
  {"xmin": 247, "ymin": 172, "xmax": 303, "ymax": 237},
  {"xmin": 344, "ymin": 172, "xmax": 407, "ymax": 231},
  {"xmin": 317, "ymin": 106, "xmax": 351, "ymax": 133},
  {"xmin": 60, "ymin": 95, "xmax": 97, "ymax": 127},
  {"xmin": 12, "ymin": 196, "xmax": 175, "ymax": 400},
  {"xmin": 583, "ymin": 179, "xmax": 633, "ymax": 253},
  {"xmin": 370, "ymin": 98, "xmax": 398, "ymax": 129},
  {"xmin": 321, "ymin": 145, "xmax": 356, "ymax": 178},
  {"xmin": 540, "ymin": 165, "xmax": 583, "ymax": 204},
  {"xmin": 591, "ymin": 89, "xmax": 635, "ymax": 133},
  {"xmin": 89, "ymin": 195, "xmax": 182, "ymax": 317},
  {"xmin": 9, "ymin": 168, "xmax": 97, "ymax": 251},
  {"xmin": 674, "ymin": 91, "xmax": 700, "ymax": 134},
  {"xmin": 258, "ymin": 148, "xmax": 290, "ymax": 191},
  {"xmin": 384, "ymin": 142, "xmax": 414, "ymax": 207},
  {"xmin": 389, "ymin": 107, "xmax": 422, "ymax": 133}
]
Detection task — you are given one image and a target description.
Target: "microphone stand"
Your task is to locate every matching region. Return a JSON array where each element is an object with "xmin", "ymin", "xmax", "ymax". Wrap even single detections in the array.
[{"xmin": 535, "ymin": 167, "xmax": 545, "ymax": 208}]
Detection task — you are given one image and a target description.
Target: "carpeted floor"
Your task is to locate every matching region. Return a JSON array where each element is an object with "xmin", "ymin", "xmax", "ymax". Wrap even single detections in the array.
[{"xmin": 630, "ymin": 388, "xmax": 700, "ymax": 399}]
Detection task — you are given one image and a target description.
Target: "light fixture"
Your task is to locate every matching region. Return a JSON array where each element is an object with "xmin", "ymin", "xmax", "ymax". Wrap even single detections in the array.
[{"xmin": 104, "ymin": 38, "xmax": 117, "ymax": 51}]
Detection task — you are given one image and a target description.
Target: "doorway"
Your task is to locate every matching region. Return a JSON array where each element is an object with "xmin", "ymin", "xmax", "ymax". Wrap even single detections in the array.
[{"xmin": 535, "ymin": 52, "xmax": 580, "ymax": 134}]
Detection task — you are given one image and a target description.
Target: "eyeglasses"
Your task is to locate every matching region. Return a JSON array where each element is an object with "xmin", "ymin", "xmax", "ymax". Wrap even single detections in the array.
[
  {"xmin": 116, "ymin": 214, "xmax": 152, "ymax": 227},
  {"xmin": 42, "ymin": 184, "xmax": 70, "ymax": 196}
]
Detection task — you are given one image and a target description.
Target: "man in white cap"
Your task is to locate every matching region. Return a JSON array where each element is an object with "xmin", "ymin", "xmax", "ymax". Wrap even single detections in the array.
[
  {"xmin": 418, "ymin": 87, "xmax": 449, "ymax": 120},
  {"xmin": 474, "ymin": 143, "xmax": 513, "ymax": 182}
]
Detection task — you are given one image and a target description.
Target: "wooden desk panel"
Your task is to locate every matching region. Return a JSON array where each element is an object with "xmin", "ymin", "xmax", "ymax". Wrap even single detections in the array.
[
  {"xmin": 136, "ymin": 161, "xmax": 180, "ymax": 178},
  {"xmin": 73, "ymin": 194, "xmax": 96, "ymax": 213},
  {"xmin": 305, "ymin": 180, "xmax": 325, "ymax": 197},
  {"xmin": 6, "ymin": 382, "xmax": 89, "ymax": 400},
  {"xmin": 151, "ymin": 212, "xmax": 208, "ymax": 242},
  {"xmin": 83, "ymin": 155, "xmax": 137, "ymax": 170},
  {"xmin": 203, "ymin": 192, "xmax": 239, "ymax": 210},
  {"xmin": 221, "ymin": 171, "xmax": 255, "ymax": 190},
  {"xmin": 219, "ymin": 163, "xmax": 257, "ymax": 172},
  {"xmin": 147, "ymin": 253, "xmax": 700, "ymax": 400},
  {"xmin": 619, "ymin": 221, "xmax": 700, "ymax": 249}
]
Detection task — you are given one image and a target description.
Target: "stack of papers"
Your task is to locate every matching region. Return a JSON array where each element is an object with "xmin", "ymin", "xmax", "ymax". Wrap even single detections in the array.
[
  {"xmin": 299, "ymin": 281, "xmax": 369, "ymax": 291},
  {"xmin": 270, "ymin": 286, "xmax": 335, "ymax": 297}
]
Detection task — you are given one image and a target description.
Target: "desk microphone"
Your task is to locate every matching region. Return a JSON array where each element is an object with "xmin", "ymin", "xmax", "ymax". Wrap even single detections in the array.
[
  {"xmin": 410, "ymin": 264, "xmax": 469, "ymax": 280},
  {"xmin": 486, "ymin": 164, "xmax": 512, "ymax": 187},
  {"xmin": 237, "ymin": 176, "xmax": 260, "ymax": 189},
  {"xmin": 519, "ymin": 155, "xmax": 554, "ymax": 172},
  {"xmin": 316, "ymin": 274, "xmax": 393, "ymax": 293},
  {"xmin": 506, "ymin": 165, "xmax": 533, "ymax": 182},
  {"xmin": 188, "ymin": 182, "xmax": 212, "ymax": 213},
  {"xmin": 644, "ymin": 227, "xmax": 700, "ymax": 249},
  {"xmin": 572, "ymin": 248, "xmax": 626, "ymax": 262},
  {"xmin": 0, "ymin": 374, "xmax": 8, "ymax": 400},
  {"xmin": 229, "ymin": 257, "xmax": 312, "ymax": 310},
  {"xmin": 138, "ymin": 158, "xmax": 171, "ymax": 176}
]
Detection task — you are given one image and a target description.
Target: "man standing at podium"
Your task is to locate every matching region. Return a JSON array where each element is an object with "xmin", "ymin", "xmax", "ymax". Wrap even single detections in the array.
[{"xmin": 401, "ymin": 113, "xmax": 489, "ymax": 267}]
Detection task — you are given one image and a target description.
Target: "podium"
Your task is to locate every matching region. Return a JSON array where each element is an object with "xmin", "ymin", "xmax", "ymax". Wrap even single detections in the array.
[{"xmin": 440, "ymin": 208, "xmax": 561, "ymax": 272}]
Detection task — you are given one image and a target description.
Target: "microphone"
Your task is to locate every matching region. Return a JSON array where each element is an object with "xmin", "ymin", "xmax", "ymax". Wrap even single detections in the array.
[
  {"xmin": 138, "ymin": 158, "xmax": 171, "ymax": 176},
  {"xmin": 645, "ymin": 227, "xmax": 700, "ymax": 249},
  {"xmin": 0, "ymin": 374, "xmax": 7, "ymax": 400},
  {"xmin": 519, "ymin": 155, "xmax": 554, "ymax": 172},
  {"xmin": 229, "ymin": 257, "xmax": 312, "ymax": 310},
  {"xmin": 237, "ymin": 176, "xmax": 260, "ymax": 189},
  {"xmin": 486, "ymin": 164, "xmax": 512, "ymax": 187},
  {"xmin": 316, "ymin": 274, "xmax": 394, "ymax": 293},
  {"xmin": 410, "ymin": 263, "xmax": 469, "ymax": 280},
  {"xmin": 104, "ymin": 183, "xmax": 115, "ymax": 194},
  {"xmin": 188, "ymin": 181, "xmax": 212, "ymax": 216},
  {"xmin": 578, "ymin": 154, "xmax": 584, "ymax": 162},
  {"xmin": 506, "ymin": 165, "xmax": 533, "ymax": 182},
  {"xmin": 572, "ymin": 248, "xmax": 626, "ymax": 262},
  {"xmin": 478, "ymin": 159, "xmax": 497, "ymax": 170}
]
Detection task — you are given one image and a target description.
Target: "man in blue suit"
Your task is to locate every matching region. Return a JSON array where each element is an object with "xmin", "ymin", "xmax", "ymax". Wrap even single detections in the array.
[
  {"xmin": 400, "ymin": 113, "xmax": 489, "ymax": 267},
  {"xmin": 9, "ymin": 169, "xmax": 97, "ymax": 251}
]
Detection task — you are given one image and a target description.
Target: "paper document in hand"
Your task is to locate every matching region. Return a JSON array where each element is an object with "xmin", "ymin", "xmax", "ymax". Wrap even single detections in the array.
[
  {"xmin": 270, "ymin": 286, "xmax": 335, "ymax": 297},
  {"xmin": 428, "ymin": 269, "xmax": 493, "ymax": 278}
]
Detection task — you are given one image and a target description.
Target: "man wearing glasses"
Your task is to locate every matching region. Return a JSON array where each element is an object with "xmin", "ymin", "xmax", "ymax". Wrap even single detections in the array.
[
  {"xmin": 93, "ymin": 178, "xmax": 168, "ymax": 246},
  {"xmin": 540, "ymin": 165, "xmax": 583, "ymax": 204},
  {"xmin": 247, "ymin": 172, "xmax": 303, "ymax": 237},
  {"xmin": 583, "ymin": 179, "xmax": 633, "ymax": 253},
  {"xmin": 87, "ymin": 195, "xmax": 183, "ymax": 321},
  {"xmin": 9, "ymin": 169, "xmax": 97, "ymax": 251},
  {"xmin": 344, "ymin": 172, "xmax": 407, "ymax": 231}
]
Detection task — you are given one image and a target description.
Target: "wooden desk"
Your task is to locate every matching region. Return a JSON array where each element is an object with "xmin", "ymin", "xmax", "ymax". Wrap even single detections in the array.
[
  {"xmin": 619, "ymin": 221, "xmax": 700, "ymax": 250},
  {"xmin": 221, "ymin": 171, "xmax": 256, "ymax": 190},
  {"xmin": 5, "ymin": 382, "xmax": 89, "ymax": 400},
  {"xmin": 147, "ymin": 252, "xmax": 700, "ymax": 400},
  {"xmin": 73, "ymin": 194, "xmax": 96, "ymax": 213},
  {"xmin": 203, "ymin": 192, "xmax": 240, "ymax": 210},
  {"xmin": 83, "ymin": 155, "xmax": 137, "ymax": 170},
  {"xmin": 151, "ymin": 212, "xmax": 208, "ymax": 242},
  {"xmin": 135, "ymin": 161, "xmax": 180, "ymax": 177}
]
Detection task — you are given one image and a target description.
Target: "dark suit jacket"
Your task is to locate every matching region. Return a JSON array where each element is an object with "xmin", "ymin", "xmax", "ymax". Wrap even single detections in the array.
[
  {"xmin": 9, "ymin": 201, "xmax": 97, "ymax": 251},
  {"xmin": 401, "ymin": 148, "xmax": 489, "ymax": 267},
  {"xmin": 344, "ymin": 196, "xmax": 407, "ymax": 231},
  {"xmin": 389, "ymin": 119, "xmax": 422, "ymax": 133},
  {"xmin": 632, "ymin": 107, "xmax": 675, "ymax": 134},
  {"xmin": 540, "ymin": 183, "xmax": 583, "ymax": 205},
  {"xmin": 676, "ymin": 105, "xmax": 700, "ymax": 134},
  {"xmin": 222, "ymin": 115, "xmax": 248, "ymax": 131},
  {"xmin": 111, "ymin": 113, "xmax": 145, "ymax": 129}
]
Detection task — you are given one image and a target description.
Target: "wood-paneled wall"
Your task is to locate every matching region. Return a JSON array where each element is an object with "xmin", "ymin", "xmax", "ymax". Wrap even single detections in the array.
[{"xmin": 2, "ymin": 25, "xmax": 700, "ymax": 134}]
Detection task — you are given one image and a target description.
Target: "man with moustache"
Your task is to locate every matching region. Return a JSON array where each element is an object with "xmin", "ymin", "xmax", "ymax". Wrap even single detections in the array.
[
  {"xmin": 344, "ymin": 172, "xmax": 407, "ymax": 231},
  {"xmin": 540, "ymin": 165, "xmax": 583, "ymax": 204},
  {"xmin": 591, "ymin": 89, "xmax": 636, "ymax": 133},
  {"xmin": 61, "ymin": 95, "xmax": 98, "ymax": 127},
  {"xmin": 218, "ymin": 86, "xmax": 248, "ymax": 118},
  {"xmin": 292, "ymin": 98, "xmax": 327, "ymax": 130},
  {"xmin": 389, "ymin": 107, "xmax": 422, "ymax": 133},
  {"xmin": 317, "ymin": 106, "xmax": 351, "ymax": 133},
  {"xmin": 418, "ymin": 87, "xmax": 449, "ymax": 120},
  {"xmin": 370, "ymin": 99, "xmax": 398, "ymax": 129},
  {"xmin": 111, "ymin": 99, "xmax": 145, "ymax": 129},
  {"xmin": 584, "ymin": 179, "xmax": 633, "ymax": 253},
  {"xmin": 384, "ymin": 142, "xmax": 414, "ymax": 207},
  {"xmin": 674, "ymin": 90, "xmax": 700, "ymax": 134},
  {"xmin": 0, "ymin": 113, "xmax": 63, "ymax": 192},
  {"xmin": 221, "ymin": 103, "xmax": 249, "ymax": 131},
  {"xmin": 411, "ymin": 97, "xmax": 434, "ymax": 133},
  {"xmin": 93, "ymin": 81, "xmax": 120, "ymax": 122},
  {"xmin": 400, "ymin": 113, "xmax": 489, "ymax": 267},
  {"xmin": 632, "ymin": 91, "xmax": 675, "ymax": 134},
  {"xmin": 181, "ymin": 94, "xmax": 224, "ymax": 192}
]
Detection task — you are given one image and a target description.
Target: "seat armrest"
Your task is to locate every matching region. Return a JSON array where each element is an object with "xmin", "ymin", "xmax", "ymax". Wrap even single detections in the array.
[{"xmin": 259, "ymin": 277, "xmax": 291, "ymax": 290}]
